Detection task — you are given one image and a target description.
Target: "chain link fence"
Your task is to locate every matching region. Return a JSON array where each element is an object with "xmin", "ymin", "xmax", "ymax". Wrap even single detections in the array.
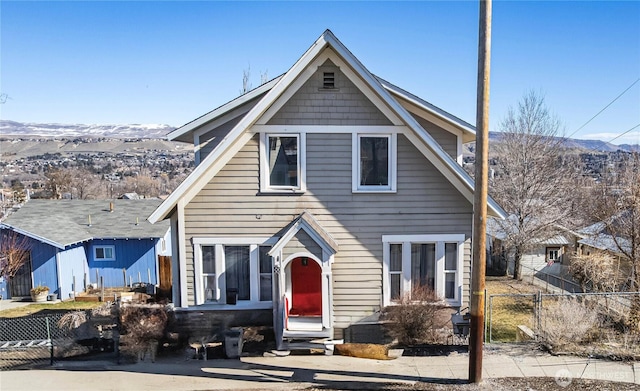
[
  {"xmin": 0, "ymin": 313, "xmax": 71, "ymax": 370},
  {"xmin": 487, "ymin": 291, "xmax": 640, "ymax": 357},
  {"xmin": 0, "ymin": 309, "xmax": 119, "ymax": 370}
]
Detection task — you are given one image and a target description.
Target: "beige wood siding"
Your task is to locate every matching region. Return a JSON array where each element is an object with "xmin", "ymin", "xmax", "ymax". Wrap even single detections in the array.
[
  {"xmin": 412, "ymin": 114, "xmax": 458, "ymax": 159},
  {"xmin": 198, "ymin": 115, "xmax": 244, "ymax": 163},
  {"xmin": 282, "ymin": 230, "xmax": 323, "ymax": 261},
  {"xmin": 183, "ymin": 132, "xmax": 472, "ymax": 331},
  {"xmin": 267, "ymin": 60, "xmax": 392, "ymax": 126}
]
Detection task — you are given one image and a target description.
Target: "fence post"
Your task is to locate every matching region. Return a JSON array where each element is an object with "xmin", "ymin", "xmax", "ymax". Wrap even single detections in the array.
[
  {"xmin": 536, "ymin": 291, "xmax": 542, "ymax": 334},
  {"xmin": 545, "ymin": 273, "xmax": 549, "ymax": 292},
  {"xmin": 46, "ymin": 317, "xmax": 53, "ymax": 366},
  {"xmin": 488, "ymin": 295, "xmax": 493, "ymax": 343}
]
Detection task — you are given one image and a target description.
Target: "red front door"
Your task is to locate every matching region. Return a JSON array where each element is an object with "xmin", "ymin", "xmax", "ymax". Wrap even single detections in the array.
[{"xmin": 290, "ymin": 257, "xmax": 322, "ymax": 316}]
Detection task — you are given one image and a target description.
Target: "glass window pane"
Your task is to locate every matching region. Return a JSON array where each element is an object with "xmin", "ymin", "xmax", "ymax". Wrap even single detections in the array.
[
  {"xmin": 390, "ymin": 274, "xmax": 401, "ymax": 301},
  {"xmin": 445, "ymin": 273, "xmax": 456, "ymax": 299},
  {"xmin": 104, "ymin": 247, "xmax": 113, "ymax": 259},
  {"xmin": 411, "ymin": 243, "xmax": 435, "ymax": 290},
  {"xmin": 260, "ymin": 275, "xmax": 272, "ymax": 301},
  {"xmin": 390, "ymin": 244, "xmax": 402, "ymax": 271},
  {"xmin": 202, "ymin": 246, "xmax": 216, "ymax": 274},
  {"xmin": 204, "ymin": 275, "xmax": 216, "ymax": 301},
  {"xmin": 268, "ymin": 136, "xmax": 298, "ymax": 186},
  {"xmin": 445, "ymin": 243, "xmax": 458, "ymax": 271},
  {"xmin": 360, "ymin": 136, "xmax": 389, "ymax": 186},
  {"xmin": 259, "ymin": 246, "xmax": 272, "ymax": 301},
  {"xmin": 96, "ymin": 248, "xmax": 104, "ymax": 259},
  {"xmin": 225, "ymin": 246, "xmax": 251, "ymax": 301},
  {"xmin": 259, "ymin": 247, "xmax": 272, "ymax": 273}
]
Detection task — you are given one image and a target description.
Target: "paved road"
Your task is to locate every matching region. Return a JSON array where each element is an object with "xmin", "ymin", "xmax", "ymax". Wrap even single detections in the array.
[{"xmin": 0, "ymin": 345, "xmax": 638, "ymax": 390}]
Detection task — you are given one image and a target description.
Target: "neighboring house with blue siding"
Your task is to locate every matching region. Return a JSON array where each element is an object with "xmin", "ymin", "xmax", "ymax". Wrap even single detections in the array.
[
  {"xmin": 149, "ymin": 30, "xmax": 505, "ymax": 346},
  {"xmin": 0, "ymin": 199, "xmax": 170, "ymax": 300}
]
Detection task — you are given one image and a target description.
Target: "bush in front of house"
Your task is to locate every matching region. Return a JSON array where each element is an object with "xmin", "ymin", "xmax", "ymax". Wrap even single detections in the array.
[
  {"xmin": 537, "ymin": 297, "xmax": 599, "ymax": 351},
  {"xmin": 381, "ymin": 286, "xmax": 451, "ymax": 346},
  {"xmin": 119, "ymin": 304, "xmax": 169, "ymax": 362}
]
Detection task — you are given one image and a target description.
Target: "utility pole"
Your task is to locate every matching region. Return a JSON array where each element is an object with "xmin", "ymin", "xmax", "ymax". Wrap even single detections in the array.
[{"xmin": 469, "ymin": 0, "xmax": 492, "ymax": 384}]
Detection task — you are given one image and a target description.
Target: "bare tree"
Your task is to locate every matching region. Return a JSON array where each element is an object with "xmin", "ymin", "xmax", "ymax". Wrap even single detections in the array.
[
  {"xmin": 121, "ymin": 174, "xmax": 160, "ymax": 198},
  {"xmin": 241, "ymin": 65, "xmax": 251, "ymax": 94},
  {"xmin": 0, "ymin": 229, "xmax": 32, "ymax": 279},
  {"xmin": 45, "ymin": 168, "xmax": 72, "ymax": 199},
  {"xmin": 68, "ymin": 168, "xmax": 102, "ymax": 199},
  {"xmin": 489, "ymin": 91, "xmax": 579, "ymax": 279},
  {"xmin": 581, "ymin": 153, "xmax": 640, "ymax": 331}
]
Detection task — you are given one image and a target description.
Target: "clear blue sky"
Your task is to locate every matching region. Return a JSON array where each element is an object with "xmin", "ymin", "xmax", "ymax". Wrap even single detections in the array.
[{"xmin": 2, "ymin": 1, "xmax": 639, "ymax": 145}]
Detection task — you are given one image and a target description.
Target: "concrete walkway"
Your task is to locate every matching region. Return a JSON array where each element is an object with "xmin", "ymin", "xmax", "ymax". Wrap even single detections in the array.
[{"xmin": 0, "ymin": 345, "xmax": 638, "ymax": 390}]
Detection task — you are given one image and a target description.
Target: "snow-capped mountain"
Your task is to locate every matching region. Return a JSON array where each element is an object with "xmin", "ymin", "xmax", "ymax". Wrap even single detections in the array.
[{"xmin": 0, "ymin": 120, "xmax": 175, "ymax": 139}]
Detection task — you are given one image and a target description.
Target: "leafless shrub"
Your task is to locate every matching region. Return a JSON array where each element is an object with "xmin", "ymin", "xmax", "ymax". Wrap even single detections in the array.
[
  {"xmin": 57, "ymin": 311, "xmax": 88, "ymax": 331},
  {"xmin": 381, "ymin": 286, "xmax": 451, "ymax": 346},
  {"xmin": 119, "ymin": 305, "xmax": 168, "ymax": 361},
  {"xmin": 91, "ymin": 302, "xmax": 115, "ymax": 317},
  {"xmin": 569, "ymin": 252, "xmax": 621, "ymax": 292},
  {"xmin": 539, "ymin": 297, "xmax": 599, "ymax": 349},
  {"xmin": 119, "ymin": 305, "xmax": 168, "ymax": 341}
]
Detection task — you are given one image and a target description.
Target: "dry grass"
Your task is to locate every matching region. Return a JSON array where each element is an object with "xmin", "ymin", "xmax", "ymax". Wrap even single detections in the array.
[
  {"xmin": 0, "ymin": 301, "xmax": 103, "ymax": 318},
  {"xmin": 485, "ymin": 276, "xmax": 539, "ymax": 342}
]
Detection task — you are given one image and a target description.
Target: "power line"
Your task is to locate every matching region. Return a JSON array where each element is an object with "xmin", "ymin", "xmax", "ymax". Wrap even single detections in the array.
[
  {"xmin": 567, "ymin": 77, "xmax": 640, "ymax": 140},
  {"xmin": 606, "ymin": 123, "xmax": 640, "ymax": 145},
  {"xmin": 581, "ymin": 122, "xmax": 640, "ymax": 155}
]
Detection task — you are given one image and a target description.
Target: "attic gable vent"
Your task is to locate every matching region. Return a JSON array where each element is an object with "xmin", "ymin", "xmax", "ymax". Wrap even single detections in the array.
[{"xmin": 322, "ymin": 72, "xmax": 335, "ymax": 89}]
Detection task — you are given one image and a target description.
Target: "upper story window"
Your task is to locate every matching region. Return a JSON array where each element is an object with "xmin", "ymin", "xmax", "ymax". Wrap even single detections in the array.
[
  {"xmin": 352, "ymin": 133, "xmax": 397, "ymax": 192},
  {"xmin": 260, "ymin": 133, "xmax": 306, "ymax": 193},
  {"xmin": 94, "ymin": 245, "xmax": 115, "ymax": 261}
]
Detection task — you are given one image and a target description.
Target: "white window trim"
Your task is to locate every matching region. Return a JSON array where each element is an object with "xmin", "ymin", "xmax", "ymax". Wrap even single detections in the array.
[
  {"xmin": 193, "ymin": 237, "xmax": 278, "ymax": 307},
  {"xmin": 93, "ymin": 245, "xmax": 115, "ymax": 261},
  {"xmin": 260, "ymin": 133, "xmax": 306, "ymax": 193},
  {"xmin": 382, "ymin": 234, "xmax": 464, "ymax": 307},
  {"xmin": 352, "ymin": 133, "xmax": 397, "ymax": 193}
]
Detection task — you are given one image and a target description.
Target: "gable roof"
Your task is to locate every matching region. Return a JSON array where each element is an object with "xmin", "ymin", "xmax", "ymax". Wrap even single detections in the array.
[
  {"xmin": 486, "ymin": 216, "xmax": 575, "ymax": 245},
  {"xmin": 1, "ymin": 199, "xmax": 170, "ymax": 249},
  {"xmin": 149, "ymin": 30, "xmax": 506, "ymax": 223},
  {"xmin": 269, "ymin": 211, "xmax": 339, "ymax": 259}
]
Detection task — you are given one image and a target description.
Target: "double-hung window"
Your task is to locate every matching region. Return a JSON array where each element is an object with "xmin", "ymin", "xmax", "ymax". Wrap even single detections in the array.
[
  {"xmin": 260, "ymin": 133, "xmax": 306, "ymax": 192},
  {"xmin": 382, "ymin": 234, "xmax": 464, "ymax": 306},
  {"xmin": 193, "ymin": 238, "xmax": 276, "ymax": 307},
  {"xmin": 353, "ymin": 133, "xmax": 396, "ymax": 192},
  {"xmin": 94, "ymin": 245, "xmax": 115, "ymax": 261},
  {"xmin": 547, "ymin": 247, "xmax": 560, "ymax": 263}
]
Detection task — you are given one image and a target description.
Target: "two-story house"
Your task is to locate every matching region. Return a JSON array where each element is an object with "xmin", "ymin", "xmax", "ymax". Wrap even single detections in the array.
[{"xmin": 149, "ymin": 30, "xmax": 505, "ymax": 346}]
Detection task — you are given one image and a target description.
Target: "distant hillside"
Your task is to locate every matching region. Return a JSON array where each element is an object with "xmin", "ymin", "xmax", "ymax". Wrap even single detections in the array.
[
  {"xmin": 486, "ymin": 132, "xmax": 638, "ymax": 153},
  {"xmin": 0, "ymin": 120, "xmax": 175, "ymax": 139}
]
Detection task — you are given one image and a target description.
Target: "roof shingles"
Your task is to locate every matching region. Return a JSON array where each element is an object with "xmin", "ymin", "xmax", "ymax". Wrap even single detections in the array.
[{"xmin": 1, "ymin": 199, "xmax": 169, "ymax": 248}]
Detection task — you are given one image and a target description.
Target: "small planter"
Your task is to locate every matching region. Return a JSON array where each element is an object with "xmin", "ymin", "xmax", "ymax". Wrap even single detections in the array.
[{"xmin": 31, "ymin": 290, "xmax": 49, "ymax": 303}]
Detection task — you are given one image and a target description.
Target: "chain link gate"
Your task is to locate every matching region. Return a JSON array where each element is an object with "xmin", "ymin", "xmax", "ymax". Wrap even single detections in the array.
[{"xmin": 0, "ymin": 313, "xmax": 72, "ymax": 370}]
